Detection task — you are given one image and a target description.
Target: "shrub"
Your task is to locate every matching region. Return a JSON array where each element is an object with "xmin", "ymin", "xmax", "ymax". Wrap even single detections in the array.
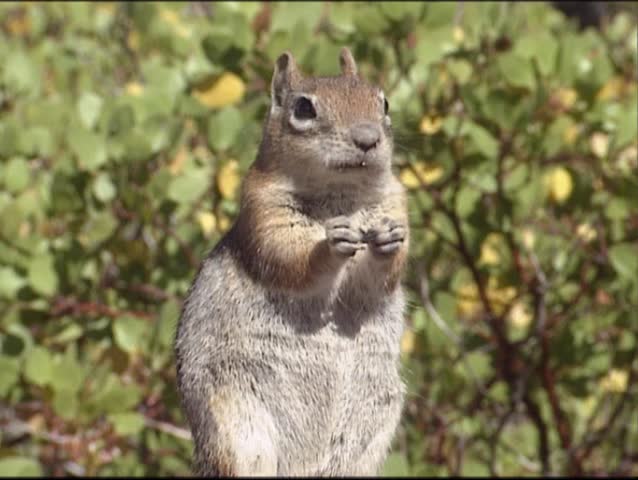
[{"xmin": 0, "ymin": 2, "xmax": 636, "ymax": 476}]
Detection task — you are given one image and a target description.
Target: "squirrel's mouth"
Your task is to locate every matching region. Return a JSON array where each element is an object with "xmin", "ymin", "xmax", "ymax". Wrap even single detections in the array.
[
  {"xmin": 329, "ymin": 155, "xmax": 374, "ymax": 171},
  {"xmin": 333, "ymin": 160, "xmax": 368, "ymax": 171}
]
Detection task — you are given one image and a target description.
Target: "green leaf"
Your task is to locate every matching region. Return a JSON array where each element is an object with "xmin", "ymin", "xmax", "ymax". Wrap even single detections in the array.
[
  {"xmin": 609, "ymin": 243, "xmax": 638, "ymax": 281},
  {"xmin": 0, "ymin": 266, "xmax": 26, "ymax": 298},
  {"xmin": 120, "ymin": 130, "xmax": 153, "ymax": 163},
  {"xmin": 77, "ymin": 210, "xmax": 118, "ymax": 251},
  {"xmin": 113, "ymin": 316, "xmax": 149, "ymax": 354},
  {"xmin": 68, "ymin": 127, "xmax": 108, "ymax": 171},
  {"xmin": 0, "ymin": 457, "xmax": 43, "ymax": 477},
  {"xmin": 109, "ymin": 412, "xmax": 146, "ymax": 436},
  {"xmin": 416, "ymin": 26, "xmax": 455, "ymax": 67},
  {"xmin": 466, "ymin": 122, "xmax": 499, "ymax": 159},
  {"xmin": 85, "ymin": 373, "xmax": 143, "ymax": 415},
  {"xmin": 614, "ymin": 101, "xmax": 638, "ymax": 148},
  {"xmin": 447, "ymin": 59, "xmax": 472, "ymax": 84},
  {"xmin": 504, "ymin": 163, "xmax": 529, "ymax": 192},
  {"xmin": 328, "ymin": 2, "xmax": 356, "ymax": 34},
  {"xmin": 4, "ymin": 157, "xmax": 31, "ymax": 194},
  {"xmin": 270, "ymin": 2, "xmax": 323, "ymax": 33},
  {"xmin": 0, "ymin": 356, "xmax": 20, "ymax": 396},
  {"xmin": 353, "ymin": 4, "xmax": 391, "ymax": 35},
  {"xmin": 157, "ymin": 300, "xmax": 180, "ymax": 349},
  {"xmin": 207, "ymin": 106, "xmax": 243, "ymax": 151},
  {"xmin": 4, "ymin": 51, "xmax": 41, "ymax": 96},
  {"xmin": 19, "ymin": 126, "xmax": 54, "ymax": 158},
  {"xmin": 53, "ymin": 388, "xmax": 79, "ymax": 420},
  {"xmin": 167, "ymin": 169, "xmax": 210, "ymax": 205},
  {"xmin": 515, "ymin": 31, "xmax": 558, "ymax": 76},
  {"xmin": 23, "ymin": 346, "xmax": 54, "ymax": 386},
  {"xmin": 77, "ymin": 91, "xmax": 104, "ymax": 130},
  {"xmin": 92, "ymin": 172, "xmax": 117, "ymax": 203},
  {"xmin": 50, "ymin": 322, "xmax": 83, "ymax": 344},
  {"xmin": 27, "ymin": 253, "xmax": 58, "ymax": 297},
  {"xmin": 456, "ymin": 186, "xmax": 482, "ymax": 218},
  {"xmin": 379, "ymin": 2, "xmax": 423, "ymax": 22},
  {"xmin": 381, "ymin": 452, "xmax": 410, "ymax": 477},
  {"xmin": 423, "ymin": 2, "xmax": 456, "ymax": 28},
  {"xmin": 108, "ymin": 104, "xmax": 136, "ymax": 136},
  {"xmin": 497, "ymin": 52, "xmax": 535, "ymax": 90},
  {"xmin": 52, "ymin": 347, "xmax": 86, "ymax": 394}
]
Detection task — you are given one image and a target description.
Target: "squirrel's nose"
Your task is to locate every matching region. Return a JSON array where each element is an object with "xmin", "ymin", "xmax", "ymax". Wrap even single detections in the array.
[{"xmin": 351, "ymin": 122, "xmax": 380, "ymax": 152}]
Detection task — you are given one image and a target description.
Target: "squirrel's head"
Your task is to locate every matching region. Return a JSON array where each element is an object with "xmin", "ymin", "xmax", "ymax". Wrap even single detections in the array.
[{"xmin": 259, "ymin": 48, "xmax": 393, "ymax": 187}]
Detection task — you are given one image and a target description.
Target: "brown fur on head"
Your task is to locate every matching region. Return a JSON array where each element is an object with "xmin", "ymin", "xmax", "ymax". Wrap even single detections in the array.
[{"xmin": 257, "ymin": 47, "xmax": 394, "ymax": 191}]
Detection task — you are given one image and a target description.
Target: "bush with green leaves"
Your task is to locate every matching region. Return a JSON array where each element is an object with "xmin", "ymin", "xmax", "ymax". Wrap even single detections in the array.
[{"xmin": 0, "ymin": 2, "xmax": 636, "ymax": 477}]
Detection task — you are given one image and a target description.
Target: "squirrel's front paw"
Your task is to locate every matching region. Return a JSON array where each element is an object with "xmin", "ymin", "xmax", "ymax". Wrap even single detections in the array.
[
  {"xmin": 364, "ymin": 217, "xmax": 406, "ymax": 256},
  {"xmin": 325, "ymin": 216, "xmax": 365, "ymax": 257}
]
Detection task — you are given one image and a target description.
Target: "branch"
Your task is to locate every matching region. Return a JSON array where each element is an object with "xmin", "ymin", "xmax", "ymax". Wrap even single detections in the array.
[
  {"xmin": 50, "ymin": 296, "xmax": 153, "ymax": 320},
  {"xmin": 522, "ymin": 393, "xmax": 551, "ymax": 475},
  {"xmin": 143, "ymin": 417, "xmax": 192, "ymax": 441}
]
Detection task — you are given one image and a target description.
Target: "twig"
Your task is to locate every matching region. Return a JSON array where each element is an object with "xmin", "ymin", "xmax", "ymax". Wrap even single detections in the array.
[
  {"xmin": 522, "ymin": 393, "xmax": 551, "ymax": 475},
  {"xmin": 144, "ymin": 417, "xmax": 192, "ymax": 442},
  {"xmin": 528, "ymin": 248, "xmax": 580, "ymax": 474},
  {"xmin": 50, "ymin": 296, "xmax": 153, "ymax": 320}
]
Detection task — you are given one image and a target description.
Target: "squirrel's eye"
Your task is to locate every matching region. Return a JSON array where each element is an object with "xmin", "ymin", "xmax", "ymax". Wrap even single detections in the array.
[
  {"xmin": 293, "ymin": 97, "xmax": 317, "ymax": 120},
  {"xmin": 383, "ymin": 97, "xmax": 389, "ymax": 115}
]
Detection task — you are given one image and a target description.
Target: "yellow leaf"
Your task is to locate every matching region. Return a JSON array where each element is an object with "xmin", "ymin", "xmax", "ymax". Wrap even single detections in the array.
[
  {"xmin": 544, "ymin": 167, "xmax": 573, "ymax": 204},
  {"xmin": 456, "ymin": 283, "xmax": 481, "ymax": 319},
  {"xmin": 97, "ymin": 3, "xmax": 116, "ymax": 14},
  {"xmin": 575, "ymin": 395, "xmax": 598, "ymax": 420},
  {"xmin": 7, "ymin": 12, "xmax": 31, "ymax": 36},
  {"xmin": 486, "ymin": 279, "xmax": 516, "ymax": 316},
  {"xmin": 196, "ymin": 211, "xmax": 217, "ymax": 237},
  {"xmin": 596, "ymin": 76, "xmax": 625, "ymax": 101},
  {"xmin": 419, "ymin": 115, "xmax": 442, "ymax": 135},
  {"xmin": 590, "ymin": 132, "xmax": 609, "ymax": 159},
  {"xmin": 193, "ymin": 73, "xmax": 246, "ymax": 109},
  {"xmin": 400, "ymin": 329, "xmax": 416, "ymax": 355},
  {"xmin": 125, "ymin": 81, "xmax": 144, "ymax": 97},
  {"xmin": 617, "ymin": 145, "xmax": 638, "ymax": 173},
  {"xmin": 600, "ymin": 369, "xmax": 628, "ymax": 393},
  {"xmin": 479, "ymin": 233, "xmax": 505, "ymax": 266},
  {"xmin": 399, "ymin": 162, "xmax": 443, "ymax": 189},
  {"xmin": 507, "ymin": 301, "xmax": 533, "ymax": 329},
  {"xmin": 28, "ymin": 413, "xmax": 46, "ymax": 434},
  {"xmin": 521, "ymin": 228, "xmax": 536, "ymax": 250},
  {"xmin": 168, "ymin": 147, "xmax": 188, "ymax": 176},
  {"xmin": 576, "ymin": 223, "xmax": 597, "ymax": 243},
  {"xmin": 217, "ymin": 212, "xmax": 232, "ymax": 233},
  {"xmin": 562, "ymin": 124, "xmax": 580, "ymax": 146},
  {"xmin": 159, "ymin": 7, "xmax": 191, "ymax": 37},
  {"xmin": 19, "ymin": 221, "xmax": 31, "ymax": 239},
  {"xmin": 554, "ymin": 87, "xmax": 578, "ymax": 110},
  {"xmin": 127, "ymin": 31, "xmax": 140, "ymax": 51},
  {"xmin": 216, "ymin": 160, "xmax": 241, "ymax": 200},
  {"xmin": 456, "ymin": 278, "xmax": 517, "ymax": 321},
  {"xmin": 159, "ymin": 8, "xmax": 180, "ymax": 25},
  {"xmin": 438, "ymin": 68, "xmax": 449, "ymax": 84}
]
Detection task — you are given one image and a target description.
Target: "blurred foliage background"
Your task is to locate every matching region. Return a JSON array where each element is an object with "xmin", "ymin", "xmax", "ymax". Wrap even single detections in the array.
[{"xmin": 0, "ymin": 1, "xmax": 637, "ymax": 477}]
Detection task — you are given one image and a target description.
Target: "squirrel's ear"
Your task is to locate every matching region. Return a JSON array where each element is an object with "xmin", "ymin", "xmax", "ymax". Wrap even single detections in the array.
[
  {"xmin": 271, "ymin": 51, "xmax": 300, "ymax": 109},
  {"xmin": 339, "ymin": 47, "xmax": 358, "ymax": 77}
]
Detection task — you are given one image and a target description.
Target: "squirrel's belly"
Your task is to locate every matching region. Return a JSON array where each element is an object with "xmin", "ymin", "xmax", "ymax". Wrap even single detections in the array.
[
  {"xmin": 233, "ymin": 307, "xmax": 405, "ymax": 475},
  {"xmin": 189, "ymin": 251, "xmax": 406, "ymax": 474}
]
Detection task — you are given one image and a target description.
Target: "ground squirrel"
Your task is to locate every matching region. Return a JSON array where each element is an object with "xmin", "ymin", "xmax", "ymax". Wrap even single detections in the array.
[{"xmin": 175, "ymin": 47, "xmax": 409, "ymax": 476}]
